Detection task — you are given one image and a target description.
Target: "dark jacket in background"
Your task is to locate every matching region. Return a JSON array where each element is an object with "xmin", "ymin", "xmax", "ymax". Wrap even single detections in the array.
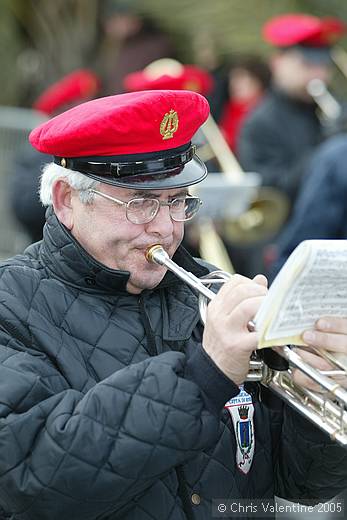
[
  {"xmin": 0, "ymin": 209, "xmax": 346, "ymax": 519},
  {"xmin": 270, "ymin": 133, "xmax": 347, "ymax": 280},
  {"xmin": 238, "ymin": 88, "xmax": 323, "ymax": 204},
  {"xmin": 8, "ymin": 144, "xmax": 47, "ymax": 242}
]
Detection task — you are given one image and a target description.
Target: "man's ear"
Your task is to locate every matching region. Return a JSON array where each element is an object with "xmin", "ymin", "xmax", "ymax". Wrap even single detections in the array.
[{"xmin": 52, "ymin": 179, "xmax": 74, "ymax": 229}]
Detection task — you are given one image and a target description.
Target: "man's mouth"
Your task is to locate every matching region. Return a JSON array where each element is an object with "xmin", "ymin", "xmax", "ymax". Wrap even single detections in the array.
[{"xmin": 139, "ymin": 243, "xmax": 172, "ymax": 254}]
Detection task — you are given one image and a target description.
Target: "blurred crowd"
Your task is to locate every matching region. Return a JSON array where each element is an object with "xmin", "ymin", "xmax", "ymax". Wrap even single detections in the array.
[{"xmin": 4, "ymin": 2, "xmax": 347, "ymax": 284}]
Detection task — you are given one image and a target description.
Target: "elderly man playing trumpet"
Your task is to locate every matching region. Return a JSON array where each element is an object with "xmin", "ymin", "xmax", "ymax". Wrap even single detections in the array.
[{"xmin": 0, "ymin": 90, "xmax": 345, "ymax": 520}]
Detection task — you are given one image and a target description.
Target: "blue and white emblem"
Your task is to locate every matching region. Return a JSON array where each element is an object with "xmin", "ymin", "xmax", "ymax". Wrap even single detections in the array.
[{"xmin": 225, "ymin": 386, "xmax": 255, "ymax": 474}]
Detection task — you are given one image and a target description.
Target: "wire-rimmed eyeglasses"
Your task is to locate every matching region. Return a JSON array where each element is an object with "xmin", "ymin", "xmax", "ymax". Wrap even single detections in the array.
[{"xmin": 88, "ymin": 189, "xmax": 202, "ymax": 224}]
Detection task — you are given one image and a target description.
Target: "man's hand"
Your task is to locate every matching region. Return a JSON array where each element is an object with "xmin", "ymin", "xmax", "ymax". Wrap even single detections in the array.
[
  {"xmin": 292, "ymin": 316, "xmax": 347, "ymax": 391},
  {"xmin": 202, "ymin": 273, "xmax": 268, "ymax": 386}
]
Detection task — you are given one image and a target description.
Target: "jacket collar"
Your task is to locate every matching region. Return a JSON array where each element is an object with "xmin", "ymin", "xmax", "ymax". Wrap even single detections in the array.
[{"xmin": 39, "ymin": 207, "xmax": 209, "ymax": 294}]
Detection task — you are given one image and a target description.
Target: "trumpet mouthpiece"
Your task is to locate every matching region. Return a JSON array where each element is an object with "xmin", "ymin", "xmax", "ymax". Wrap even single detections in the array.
[{"xmin": 145, "ymin": 244, "xmax": 167, "ymax": 265}]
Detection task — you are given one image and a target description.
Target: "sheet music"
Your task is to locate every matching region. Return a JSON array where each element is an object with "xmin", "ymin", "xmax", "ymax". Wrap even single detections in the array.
[{"xmin": 266, "ymin": 242, "xmax": 347, "ymax": 340}]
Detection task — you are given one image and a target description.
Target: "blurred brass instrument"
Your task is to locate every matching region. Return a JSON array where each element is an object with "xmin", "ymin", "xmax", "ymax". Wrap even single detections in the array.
[
  {"xmin": 198, "ymin": 114, "xmax": 290, "ymax": 244},
  {"xmin": 331, "ymin": 46, "xmax": 347, "ymax": 82},
  {"xmin": 146, "ymin": 244, "xmax": 347, "ymax": 446},
  {"xmin": 306, "ymin": 78, "xmax": 342, "ymax": 122}
]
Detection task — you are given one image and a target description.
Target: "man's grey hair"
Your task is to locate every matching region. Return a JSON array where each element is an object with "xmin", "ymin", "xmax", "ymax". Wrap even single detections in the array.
[{"xmin": 40, "ymin": 162, "xmax": 100, "ymax": 206}]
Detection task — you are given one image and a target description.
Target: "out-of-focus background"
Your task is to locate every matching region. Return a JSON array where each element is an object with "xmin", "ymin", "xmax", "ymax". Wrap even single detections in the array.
[
  {"xmin": 2, "ymin": 0, "xmax": 347, "ymax": 106},
  {"xmin": 1, "ymin": 0, "xmax": 347, "ymax": 267}
]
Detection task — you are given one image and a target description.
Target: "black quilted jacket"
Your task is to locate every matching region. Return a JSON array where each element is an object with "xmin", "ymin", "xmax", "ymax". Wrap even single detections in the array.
[{"xmin": 0, "ymin": 209, "xmax": 346, "ymax": 520}]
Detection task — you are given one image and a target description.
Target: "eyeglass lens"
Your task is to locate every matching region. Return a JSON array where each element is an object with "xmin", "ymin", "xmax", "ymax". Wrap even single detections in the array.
[{"xmin": 126, "ymin": 197, "xmax": 200, "ymax": 224}]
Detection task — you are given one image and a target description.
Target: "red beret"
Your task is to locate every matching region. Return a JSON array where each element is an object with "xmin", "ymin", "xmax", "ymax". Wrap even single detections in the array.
[
  {"xmin": 29, "ymin": 90, "xmax": 210, "ymax": 189},
  {"xmin": 123, "ymin": 59, "xmax": 214, "ymax": 96},
  {"xmin": 319, "ymin": 17, "xmax": 347, "ymax": 45},
  {"xmin": 33, "ymin": 69, "xmax": 100, "ymax": 116},
  {"xmin": 263, "ymin": 13, "xmax": 345, "ymax": 47}
]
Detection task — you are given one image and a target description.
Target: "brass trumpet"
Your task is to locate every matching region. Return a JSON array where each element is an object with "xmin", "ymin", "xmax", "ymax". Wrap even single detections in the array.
[{"xmin": 146, "ymin": 245, "xmax": 347, "ymax": 446}]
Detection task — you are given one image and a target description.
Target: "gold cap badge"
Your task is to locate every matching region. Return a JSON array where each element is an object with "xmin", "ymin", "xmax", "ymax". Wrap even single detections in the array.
[{"xmin": 160, "ymin": 109, "xmax": 179, "ymax": 140}]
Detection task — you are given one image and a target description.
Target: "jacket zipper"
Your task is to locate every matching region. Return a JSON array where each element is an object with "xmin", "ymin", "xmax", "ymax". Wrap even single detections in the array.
[{"xmin": 139, "ymin": 294, "xmax": 194, "ymax": 520}]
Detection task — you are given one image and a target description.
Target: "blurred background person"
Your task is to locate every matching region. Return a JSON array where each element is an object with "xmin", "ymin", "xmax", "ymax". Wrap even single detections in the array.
[
  {"xmin": 218, "ymin": 55, "xmax": 271, "ymax": 153},
  {"xmin": 238, "ymin": 13, "xmax": 346, "ymax": 207},
  {"xmin": 231, "ymin": 13, "xmax": 346, "ymax": 279},
  {"xmin": 269, "ymin": 132, "xmax": 347, "ymax": 279},
  {"xmin": 97, "ymin": 0, "xmax": 177, "ymax": 95},
  {"xmin": 123, "ymin": 58, "xmax": 214, "ymax": 94},
  {"xmin": 190, "ymin": 30, "xmax": 231, "ymax": 123},
  {"xmin": 8, "ymin": 69, "xmax": 100, "ymax": 242}
]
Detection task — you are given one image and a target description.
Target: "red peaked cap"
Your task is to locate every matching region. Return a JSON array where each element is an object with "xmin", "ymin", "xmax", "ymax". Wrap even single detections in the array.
[
  {"xmin": 263, "ymin": 14, "xmax": 346, "ymax": 47},
  {"xmin": 33, "ymin": 69, "xmax": 100, "ymax": 116},
  {"xmin": 29, "ymin": 90, "xmax": 210, "ymax": 189},
  {"xmin": 124, "ymin": 64, "xmax": 214, "ymax": 95}
]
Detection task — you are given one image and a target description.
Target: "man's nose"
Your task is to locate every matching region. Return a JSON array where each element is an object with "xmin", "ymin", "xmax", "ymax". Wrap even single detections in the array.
[{"xmin": 145, "ymin": 204, "xmax": 174, "ymax": 235}]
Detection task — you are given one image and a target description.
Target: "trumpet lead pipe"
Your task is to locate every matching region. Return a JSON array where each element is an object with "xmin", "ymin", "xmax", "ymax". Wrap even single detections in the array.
[
  {"xmin": 146, "ymin": 245, "xmax": 216, "ymax": 301},
  {"xmin": 146, "ymin": 245, "xmax": 256, "ymax": 334}
]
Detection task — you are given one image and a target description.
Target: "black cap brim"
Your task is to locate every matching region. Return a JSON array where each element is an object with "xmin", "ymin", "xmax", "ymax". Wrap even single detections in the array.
[
  {"xmin": 85, "ymin": 154, "xmax": 207, "ymax": 190},
  {"xmin": 55, "ymin": 146, "xmax": 208, "ymax": 190}
]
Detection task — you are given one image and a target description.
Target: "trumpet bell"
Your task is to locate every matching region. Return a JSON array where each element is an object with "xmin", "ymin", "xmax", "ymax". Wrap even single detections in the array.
[{"xmin": 222, "ymin": 187, "xmax": 290, "ymax": 244}]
